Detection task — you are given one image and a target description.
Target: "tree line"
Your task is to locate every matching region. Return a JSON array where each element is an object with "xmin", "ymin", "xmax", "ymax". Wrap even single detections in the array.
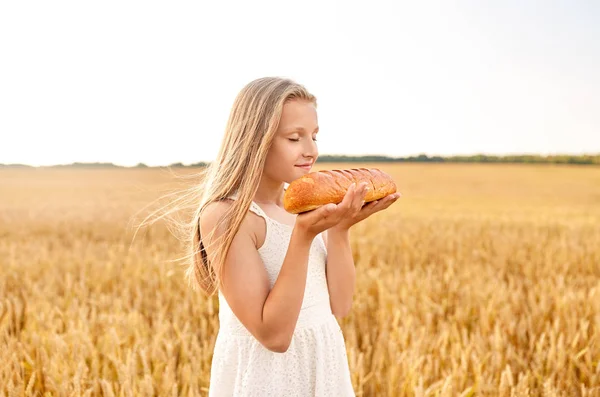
[
  {"xmin": 149, "ymin": 153, "xmax": 600, "ymax": 167},
  {"xmin": 1, "ymin": 153, "xmax": 599, "ymax": 168}
]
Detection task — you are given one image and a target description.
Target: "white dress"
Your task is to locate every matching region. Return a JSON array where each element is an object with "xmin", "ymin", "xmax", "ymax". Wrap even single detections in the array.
[{"xmin": 208, "ymin": 191, "xmax": 355, "ymax": 397}]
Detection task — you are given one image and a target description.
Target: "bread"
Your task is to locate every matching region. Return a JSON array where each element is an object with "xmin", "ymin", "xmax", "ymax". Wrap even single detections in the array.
[{"xmin": 283, "ymin": 168, "xmax": 397, "ymax": 214}]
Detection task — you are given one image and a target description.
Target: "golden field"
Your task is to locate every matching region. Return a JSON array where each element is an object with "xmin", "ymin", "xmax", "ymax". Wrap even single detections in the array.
[{"xmin": 1, "ymin": 163, "xmax": 599, "ymax": 396}]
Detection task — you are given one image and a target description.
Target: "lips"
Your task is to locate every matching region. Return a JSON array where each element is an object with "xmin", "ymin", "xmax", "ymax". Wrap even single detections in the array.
[{"xmin": 295, "ymin": 163, "xmax": 312, "ymax": 170}]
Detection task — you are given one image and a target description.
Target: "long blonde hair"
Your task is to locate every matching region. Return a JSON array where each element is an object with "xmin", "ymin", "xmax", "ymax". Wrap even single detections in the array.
[{"xmin": 131, "ymin": 77, "xmax": 317, "ymax": 296}]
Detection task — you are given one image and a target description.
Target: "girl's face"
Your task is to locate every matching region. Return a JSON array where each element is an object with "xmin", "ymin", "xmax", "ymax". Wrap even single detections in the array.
[{"xmin": 264, "ymin": 99, "xmax": 319, "ymax": 184}]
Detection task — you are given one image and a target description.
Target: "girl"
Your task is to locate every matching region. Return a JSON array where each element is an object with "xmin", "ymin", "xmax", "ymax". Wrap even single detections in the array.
[{"xmin": 144, "ymin": 76, "xmax": 400, "ymax": 396}]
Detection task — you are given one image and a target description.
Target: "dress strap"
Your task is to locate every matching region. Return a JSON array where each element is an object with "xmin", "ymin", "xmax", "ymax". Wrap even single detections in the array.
[
  {"xmin": 248, "ymin": 202, "xmax": 268, "ymax": 219},
  {"xmin": 226, "ymin": 190, "xmax": 268, "ymax": 221}
]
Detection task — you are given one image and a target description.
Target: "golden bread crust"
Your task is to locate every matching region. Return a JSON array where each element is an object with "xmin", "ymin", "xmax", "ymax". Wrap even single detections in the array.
[{"xmin": 283, "ymin": 167, "xmax": 397, "ymax": 214}]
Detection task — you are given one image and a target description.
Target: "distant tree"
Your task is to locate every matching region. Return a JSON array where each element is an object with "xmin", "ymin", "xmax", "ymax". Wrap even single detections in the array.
[{"xmin": 3, "ymin": 153, "xmax": 599, "ymax": 168}]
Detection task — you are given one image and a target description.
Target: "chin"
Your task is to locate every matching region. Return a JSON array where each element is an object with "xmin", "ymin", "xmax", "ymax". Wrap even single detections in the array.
[{"xmin": 285, "ymin": 167, "xmax": 306, "ymax": 182}]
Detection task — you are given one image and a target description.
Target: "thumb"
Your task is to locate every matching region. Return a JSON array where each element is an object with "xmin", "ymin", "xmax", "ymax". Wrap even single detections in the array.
[{"xmin": 320, "ymin": 203, "xmax": 337, "ymax": 216}]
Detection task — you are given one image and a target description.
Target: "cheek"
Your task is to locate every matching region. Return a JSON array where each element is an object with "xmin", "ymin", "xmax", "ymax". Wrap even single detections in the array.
[
  {"xmin": 276, "ymin": 140, "xmax": 302, "ymax": 158},
  {"xmin": 265, "ymin": 142, "xmax": 291, "ymax": 168}
]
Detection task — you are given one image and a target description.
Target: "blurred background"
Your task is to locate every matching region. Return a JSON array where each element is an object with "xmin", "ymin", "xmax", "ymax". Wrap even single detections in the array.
[{"xmin": 1, "ymin": 1, "xmax": 599, "ymax": 396}]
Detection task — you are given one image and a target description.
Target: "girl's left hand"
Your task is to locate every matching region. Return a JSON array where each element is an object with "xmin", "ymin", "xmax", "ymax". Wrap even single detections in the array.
[{"xmin": 331, "ymin": 182, "xmax": 401, "ymax": 231}]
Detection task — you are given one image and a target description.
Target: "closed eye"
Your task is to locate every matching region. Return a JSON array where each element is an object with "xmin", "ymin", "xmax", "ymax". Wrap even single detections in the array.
[{"xmin": 288, "ymin": 138, "xmax": 318, "ymax": 142}]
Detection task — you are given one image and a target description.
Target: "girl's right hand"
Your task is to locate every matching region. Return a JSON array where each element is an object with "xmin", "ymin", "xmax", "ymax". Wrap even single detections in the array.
[{"xmin": 293, "ymin": 182, "xmax": 369, "ymax": 239}]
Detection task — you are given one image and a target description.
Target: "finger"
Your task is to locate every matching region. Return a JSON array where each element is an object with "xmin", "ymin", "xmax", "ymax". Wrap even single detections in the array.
[
  {"xmin": 366, "ymin": 194, "xmax": 397, "ymax": 210},
  {"xmin": 339, "ymin": 183, "xmax": 356, "ymax": 211},
  {"xmin": 352, "ymin": 182, "xmax": 368, "ymax": 210},
  {"xmin": 363, "ymin": 199, "xmax": 379, "ymax": 212},
  {"xmin": 379, "ymin": 193, "xmax": 400, "ymax": 202},
  {"xmin": 368, "ymin": 199, "xmax": 379, "ymax": 207},
  {"xmin": 360, "ymin": 182, "xmax": 370, "ymax": 201},
  {"xmin": 380, "ymin": 193, "xmax": 400, "ymax": 208},
  {"xmin": 318, "ymin": 203, "xmax": 338, "ymax": 220}
]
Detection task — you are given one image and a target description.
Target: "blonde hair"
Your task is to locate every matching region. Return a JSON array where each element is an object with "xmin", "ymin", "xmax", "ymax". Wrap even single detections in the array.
[{"xmin": 131, "ymin": 76, "xmax": 317, "ymax": 296}]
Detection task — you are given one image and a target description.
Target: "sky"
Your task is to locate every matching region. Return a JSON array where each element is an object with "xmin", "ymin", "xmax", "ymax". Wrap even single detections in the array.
[{"xmin": 1, "ymin": 0, "xmax": 599, "ymax": 167}]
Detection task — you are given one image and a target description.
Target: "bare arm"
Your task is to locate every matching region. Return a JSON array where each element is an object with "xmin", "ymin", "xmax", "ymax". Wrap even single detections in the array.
[
  {"xmin": 323, "ymin": 228, "xmax": 356, "ymax": 318},
  {"xmin": 200, "ymin": 201, "xmax": 314, "ymax": 353},
  {"xmin": 201, "ymin": 194, "xmax": 354, "ymax": 353}
]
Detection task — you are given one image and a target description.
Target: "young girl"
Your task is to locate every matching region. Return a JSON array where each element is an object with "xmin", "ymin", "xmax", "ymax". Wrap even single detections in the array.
[{"xmin": 184, "ymin": 77, "xmax": 399, "ymax": 396}]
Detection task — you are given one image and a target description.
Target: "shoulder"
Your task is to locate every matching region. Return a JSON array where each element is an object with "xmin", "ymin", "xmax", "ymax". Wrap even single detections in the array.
[
  {"xmin": 200, "ymin": 199, "xmax": 260, "ymax": 246},
  {"xmin": 200, "ymin": 200, "xmax": 232, "ymax": 232}
]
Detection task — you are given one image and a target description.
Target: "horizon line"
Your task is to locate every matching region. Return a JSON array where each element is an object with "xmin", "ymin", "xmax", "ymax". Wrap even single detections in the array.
[{"xmin": 2, "ymin": 152, "xmax": 600, "ymax": 168}]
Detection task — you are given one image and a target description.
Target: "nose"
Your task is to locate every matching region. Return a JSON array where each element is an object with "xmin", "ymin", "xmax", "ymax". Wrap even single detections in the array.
[{"xmin": 303, "ymin": 139, "xmax": 318, "ymax": 160}]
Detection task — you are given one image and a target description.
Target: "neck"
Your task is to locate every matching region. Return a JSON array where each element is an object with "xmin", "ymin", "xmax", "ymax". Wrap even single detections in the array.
[{"xmin": 253, "ymin": 174, "xmax": 286, "ymax": 206}]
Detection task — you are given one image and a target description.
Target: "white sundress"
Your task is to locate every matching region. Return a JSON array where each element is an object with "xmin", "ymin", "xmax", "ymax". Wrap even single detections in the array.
[{"xmin": 208, "ymin": 191, "xmax": 355, "ymax": 397}]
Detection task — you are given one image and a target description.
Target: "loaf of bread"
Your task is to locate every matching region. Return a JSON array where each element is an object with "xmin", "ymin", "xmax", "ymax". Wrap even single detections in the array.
[{"xmin": 283, "ymin": 168, "xmax": 397, "ymax": 214}]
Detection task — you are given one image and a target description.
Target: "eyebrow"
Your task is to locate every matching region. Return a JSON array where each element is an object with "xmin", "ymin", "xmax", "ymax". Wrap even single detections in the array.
[{"xmin": 285, "ymin": 126, "xmax": 319, "ymax": 134}]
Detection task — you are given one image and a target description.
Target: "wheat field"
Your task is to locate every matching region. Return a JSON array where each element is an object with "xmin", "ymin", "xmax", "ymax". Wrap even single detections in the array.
[{"xmin": 1, "ymin": 163, "xmax": 599, "ymax": 396}]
